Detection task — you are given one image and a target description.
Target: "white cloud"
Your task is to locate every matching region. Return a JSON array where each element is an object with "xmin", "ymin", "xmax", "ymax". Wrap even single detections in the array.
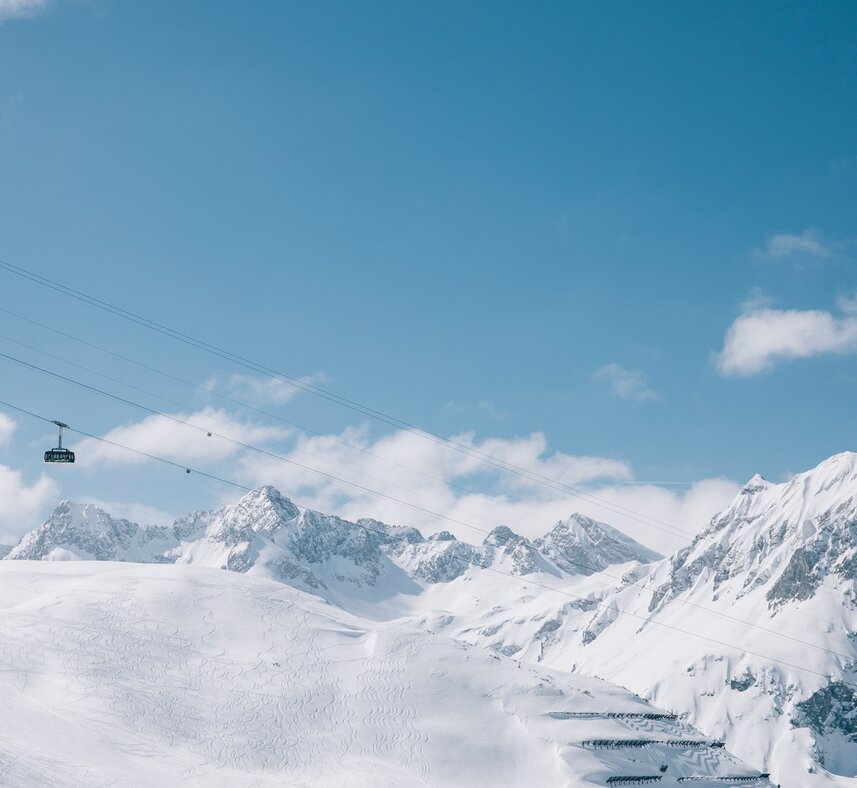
[
  {"xmin": 469, "ymin": 432, "xmax": 633, "ymax": 491},
  {"xmin": 0, "ymin": 0, "xmax": 48, "ymax": 21},
  {"xmin": 0, "ymin": 465, "xmax": 58, "ymax": 543},
  {"xmin": 593, "ymin": 364, "xmax": 658, "ymax": 401},
  {"xmin": 0, "ymin": 413, "xmax": 17, "ymax": 445},
  {"xmin": 716, "ymin": 305, "xmax": 857, "ymax": 376},
  {"xmin": 582, "ymin": 477, "xmax": 740, "ymax": 552},
  {"xmin": 759, "ymin": 229, "xmax": 830, "ymax": 259},
  {"xmin": 239, "ymin": 426, "xmax": 633, "ymax": 513},
  {"xmin": 236, "ymin": 425, "xmax": 733, "ymax": 554},
  {"xmin": 77, "ymin": 406, "xmax": 292, "ymax": 466}
]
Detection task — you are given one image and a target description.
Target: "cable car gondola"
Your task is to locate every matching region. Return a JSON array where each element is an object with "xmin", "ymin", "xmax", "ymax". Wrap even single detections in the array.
[{"xmin": 44, "ymin": 421, "xmax": 75, "ymax": 463}]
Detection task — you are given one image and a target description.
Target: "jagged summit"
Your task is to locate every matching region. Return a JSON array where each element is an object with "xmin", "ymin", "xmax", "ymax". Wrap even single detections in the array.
[
  {"xmin": 175, "ymin": 484, "xmax": 301, "ymax": 542},
  {"xmin": 740, "ymin": 473, "xmax": 770, "ymax": 495},
  {"xmin": 480, "ymin": 525, "xmax": 557, "ymax": 576},
  {"xmin": 482, "ymin": 524, "xmax": 527, "ymax": 547},
  {"xmin": 533, "ymin": 513, "xmax": 662, "ymax": 575}
]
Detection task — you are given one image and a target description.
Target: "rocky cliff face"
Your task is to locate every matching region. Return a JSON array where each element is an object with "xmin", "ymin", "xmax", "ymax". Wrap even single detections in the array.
[{"xmin": 646, "ymin": 451, "xmax": 857, "ymax": 614}]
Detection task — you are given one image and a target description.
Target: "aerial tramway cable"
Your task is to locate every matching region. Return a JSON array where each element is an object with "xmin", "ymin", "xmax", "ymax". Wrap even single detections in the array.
[
  {"xmin": 1, "ymin": 349, "xmax": 698, "ymax": 545},
  {"xmin": 0, "ymin": 258, "xmax": 697, "ymax": 538},
  {"xmin": 0, "ymin": 327, "xmax": 692, "ymax": 540}
]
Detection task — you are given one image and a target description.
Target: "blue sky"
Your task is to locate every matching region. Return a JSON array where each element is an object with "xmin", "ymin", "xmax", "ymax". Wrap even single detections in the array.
[{"xmin": 0, "ymin": 1, "xmax": 855, "ymax": 550}]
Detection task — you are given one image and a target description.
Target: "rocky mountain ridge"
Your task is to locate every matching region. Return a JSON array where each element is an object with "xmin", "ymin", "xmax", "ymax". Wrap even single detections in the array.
[{"xmin": 5, "ymin": 485, "xmax": 660, "ymax": 601}]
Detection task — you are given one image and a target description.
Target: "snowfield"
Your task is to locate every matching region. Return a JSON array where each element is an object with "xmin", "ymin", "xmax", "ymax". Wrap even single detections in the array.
[{"xmin": 0, "ymin": 562, "xmax": 770, "ymax": 787}]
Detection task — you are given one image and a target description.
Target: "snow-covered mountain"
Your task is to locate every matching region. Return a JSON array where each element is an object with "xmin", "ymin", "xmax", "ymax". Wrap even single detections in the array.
[
  {"xmin": 0, "ymin": 561, "xmax": 773, "ymax": 787},
  {"xmin": 7, "ymin": 451, "xmax": 857, "ymax": 785},
  {"xmin": 5, "ymin": 485, "xmax": 659, "ymax": 604},
  {"xmin": 431, "ymin": 452, "xmax": 857, "ymax": 787},
  {"xmin": 7, "ymin": 487, "xmax": 421, "ymax": 599},
  {"xmin": 572, "ymin": 452, "xmax": 857, "ymax": 787},
  {"xmin": 534, "ymin": 512, "xmax": 663, "ymax": 575},
  {"xmin": 7, "ymin": 500, "xmax": 178, "ymax": 562}
]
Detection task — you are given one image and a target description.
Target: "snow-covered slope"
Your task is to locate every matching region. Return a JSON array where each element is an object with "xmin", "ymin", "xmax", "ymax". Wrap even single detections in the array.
[{"xmin": 0, "ymin": 562, "xmax": 771, "ymax": 787}]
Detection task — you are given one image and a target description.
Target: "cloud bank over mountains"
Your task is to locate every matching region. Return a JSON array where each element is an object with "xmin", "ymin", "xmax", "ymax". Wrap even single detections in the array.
[{"xmin": 35, "ymin": 400, "xmax": 736, "ymax": 554}]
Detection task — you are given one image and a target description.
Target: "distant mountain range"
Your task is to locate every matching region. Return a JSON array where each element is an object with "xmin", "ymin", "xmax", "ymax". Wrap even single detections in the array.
[{"xmin": 5, "ymin": 485, "xmax": 660, "ymax": 596}]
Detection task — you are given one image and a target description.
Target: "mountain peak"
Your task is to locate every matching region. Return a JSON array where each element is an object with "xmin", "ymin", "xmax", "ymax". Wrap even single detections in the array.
[
  {"xmin": 650, "ymin": 450, "xmax": 857, "ymax": 613},
  {"xmin": 6, "ymin": 500, "xmax": 171, "ymax": 562},
  {"xmin": 532, "ymin": 513, "xmax": 661, "ymax": 575},
  {"xmin": 238, "ymin": 486, "xmax": 301, "ymax": 519},
  {"xmin": 42, "ymin": 500, "xmax": 125, "ymax": 530},
  {"xmin": 740, "ymin": 473, "xmax": 770, "ymax": 495},
  {"xmin": 194, "ymin": 486, "xmax": 302, "ymax": 542},
  {"xmin": 49, "ymin": 500, "xmax": 112, "ymax": 521},
  {"xmin": 482, "ymin": 525, "xmax": 528, "ymax": 548}
]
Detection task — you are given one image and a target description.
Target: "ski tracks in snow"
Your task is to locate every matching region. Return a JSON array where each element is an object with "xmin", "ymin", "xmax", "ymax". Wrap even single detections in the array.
[{"xmin": 356, "ymin": 630, "xmax": 431, "ymax": 785}]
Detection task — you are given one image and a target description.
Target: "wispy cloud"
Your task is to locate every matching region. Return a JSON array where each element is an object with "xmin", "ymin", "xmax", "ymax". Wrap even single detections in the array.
[
  {"xmin": 443, "ymin": 400, "xmax": 512, "ymax": 420},
  {"xmin": 593, "ymin": 364, "xmax": 658, "ymax": 401},
  {"xmin": 0, "ymin": 465, "xmax": 57, "ymax": 542},
  {"xmin": 716, "ymin": 301, "xmax": 857, "ymax": 376},
  {"xmin": 86, "ymin": 498, "xmax": 177, "ymax": 528},
  {"xmin": 205, "ymin": 372, "xmax": 328, "ymax": 406},
  {"xmin": 837, "ymin": 293, "xmax": 857, "ymax": 315},
  {"xmin": 830, "ymin": 156, "xmax": 857, "ymax": 173},
  {"xmin": 0, "ymin": 413, "xmax": 17, "ymax": 446},
  {"xmin": 0, "ymin": 0, "xmax": 49, "ymax": 21},
  {"xmin": 757, "ymin": 229, "xmax": 831, "ymax": 260},
  {"xmin": 477, "ymin": 400, "xmax": 510, "ymax": 420}
]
